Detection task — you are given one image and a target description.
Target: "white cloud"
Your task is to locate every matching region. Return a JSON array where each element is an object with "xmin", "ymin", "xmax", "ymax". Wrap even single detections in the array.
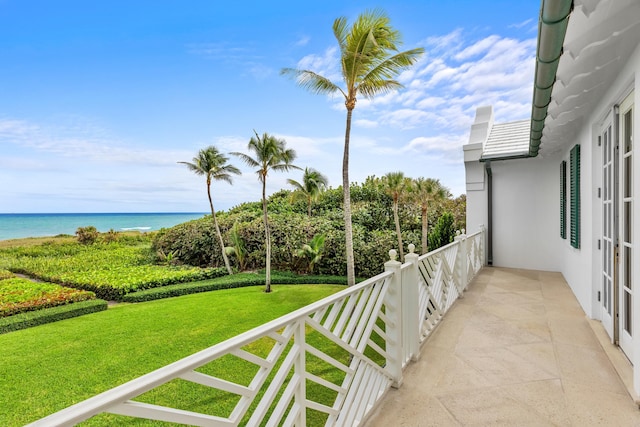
[
  {"xmin": 454, "ymin": 35, "xmax": 502, "ymax": 60},
  {"xmin": 294, "ymin": 35, "xmax": 310, "ymax": 47},
  {"xmin": 422, "ymin": 28, "xmax": 464, "ymax": 54},
  {"xmin": 405, "ymin": 134, "xmax": 468, "ymax": 154},
  {"xmin": 0, "ymin": 118, "xmax": 193, "ymax": 166},
  {"xmin": 296, "ymin": 46, "xmax": 342, "ymax": 83},
  {"xmin": 354, "ymin": 119, "xmax": 378, "ymax": 128},
  {"xmin": 509, "ymin": 19, "xmax": 535, "ymax": 30}
]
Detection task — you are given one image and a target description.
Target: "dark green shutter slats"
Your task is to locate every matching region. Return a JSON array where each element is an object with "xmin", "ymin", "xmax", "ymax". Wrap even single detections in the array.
[
  {"xmin": 570, "ymin": 145, "xmax": 580, "ymax": 248},
  {"xmin": 560, "ymin": 161, "xmax": 567, "ymax": 239}
]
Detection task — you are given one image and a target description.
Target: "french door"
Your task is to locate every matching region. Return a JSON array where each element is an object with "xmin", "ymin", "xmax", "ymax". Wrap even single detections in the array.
[
  {"xmin": 601, "ymin": 113, "xmax": 615, "ymax": 339},
  {"xmin": 601, "ymin": 90, "xmax": 634, "ymax": 360},
  {"xmin": 619, "ymin": 92, "xmax": 634, "ymax": 359}
]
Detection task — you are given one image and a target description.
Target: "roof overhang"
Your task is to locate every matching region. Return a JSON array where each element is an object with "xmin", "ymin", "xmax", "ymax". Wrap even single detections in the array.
[{"xmin": 530, "ymin": 0, "xmax": 640, "ymax": 157}]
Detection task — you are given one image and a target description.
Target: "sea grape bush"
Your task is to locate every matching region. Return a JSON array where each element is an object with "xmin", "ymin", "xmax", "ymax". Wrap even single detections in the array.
[
  {"xmin": 0, "ymin": 278, "xmax": 96, "ymax": 317},
  {"xmin": 152, "ymin": 181, "xmax": 466, "ymax": 277},
  {"xmin": 75, "ymin": 226, "xmax": 99, "ymax": 245}
]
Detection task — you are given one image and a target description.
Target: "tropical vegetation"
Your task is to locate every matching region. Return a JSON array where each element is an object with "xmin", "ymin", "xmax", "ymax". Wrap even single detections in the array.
[
  {"xmin": 179, "ymin": 145, "xmax": 241, "ymax": 275},
  {"xmin": 232, "ymin": 131, "xmax": 300, "ymax": 292},
  {"xmin": 0, "ymin": 277, "xmax": 96, "ymax": 317},
  {"xmin": 0, "ymin": 238, "xmax": 222, "ymax": 300},
  {"xmin": 288, "ymin": 167, "xmax": 329, "ymax": 219},
  {"xmin": 153, "ymin": 175, "xmax": 465, "ymax": 278},
  {"xmin": 282, "ymin": 9, "xmax": 425, "ymax": 286}
]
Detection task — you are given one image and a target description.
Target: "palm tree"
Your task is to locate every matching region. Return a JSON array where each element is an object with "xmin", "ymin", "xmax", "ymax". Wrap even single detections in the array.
[
  {"xmin": 232, "ymin": 131, "xmax": 299, "ymax": 293},
  {"xmin": 179, "ymin": 146, "xmax": 241, "ymax": 275},
  {"xmin": 287, "ymin": 167, "xmax": 329, "ymax": 218},
  {"xmin": 410, "ymin": 177, "xmax": 448, "ymax": 253},
  {"xmin": 224, "ymin": 221, "xmax": 247, "ymax": 271},
  {"xmin": 296, "ymin": 234, "xmax": 326, "ymax": 274},
  {"xmin": 381, "ymin": 171, "xmax": 409, "ymax": 261},
  {"xmin": 282, "ymin": 10, "xmax": 424, "ymax": 285}
]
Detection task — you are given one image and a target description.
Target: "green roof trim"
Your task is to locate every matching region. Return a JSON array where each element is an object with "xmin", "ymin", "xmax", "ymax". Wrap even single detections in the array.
[{"xmin": 529, "ymin": 0, "xmax": 573, "ymax": 157}]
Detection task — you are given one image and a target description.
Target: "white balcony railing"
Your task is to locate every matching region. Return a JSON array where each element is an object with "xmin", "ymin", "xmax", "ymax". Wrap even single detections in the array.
[{"xmin": 27, "ymin": 227, "xmax": 485, "ymax": 427}]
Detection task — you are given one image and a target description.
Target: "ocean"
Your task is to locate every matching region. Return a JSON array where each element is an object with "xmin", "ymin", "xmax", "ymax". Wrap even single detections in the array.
[{"xmin": 0, "ymin": 213, "xmax": 207, "ymax": 241}]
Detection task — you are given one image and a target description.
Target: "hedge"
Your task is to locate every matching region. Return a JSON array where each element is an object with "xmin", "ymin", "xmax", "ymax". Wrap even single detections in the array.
[
  {"xmin": 0, "ymin": 299, "xmax": 108, "ymax": 334},
  {"xmin": 0, "ymin": 269, "xmax": 15, "ymax": 280},
  {"xmin": 121, "ymin": 272, "xmax": 351, "ymax": 303}
]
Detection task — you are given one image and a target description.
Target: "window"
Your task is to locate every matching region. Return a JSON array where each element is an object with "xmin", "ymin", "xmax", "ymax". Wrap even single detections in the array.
[
  {"xmin": 560, "ymin": 161, "xmax": 566, "ymax": 239},
  {"xmin": 570, "ymin": 144, "xmax": 580, "ymax": 248}
]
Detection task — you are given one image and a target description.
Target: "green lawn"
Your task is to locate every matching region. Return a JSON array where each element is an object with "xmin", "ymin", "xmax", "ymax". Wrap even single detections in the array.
[{"xmin": 0, "ymin": 284, "xmax": 344, "ymax": 426}]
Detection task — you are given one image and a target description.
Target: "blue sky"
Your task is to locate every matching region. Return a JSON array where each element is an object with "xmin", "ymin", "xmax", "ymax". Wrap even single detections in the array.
[{"xmin": 0, "ymin": 0, "xmax": 539, "ymax": 213}]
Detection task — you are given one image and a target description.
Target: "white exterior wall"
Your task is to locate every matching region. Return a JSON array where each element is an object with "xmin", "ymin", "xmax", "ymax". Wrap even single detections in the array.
[
  {"xmin": 490, "ymin": 157, "xmax": 561, "ymax": 272},
  {"xmin": 554, "ymin": 42, "xmax": 640, "ymax": 393}
]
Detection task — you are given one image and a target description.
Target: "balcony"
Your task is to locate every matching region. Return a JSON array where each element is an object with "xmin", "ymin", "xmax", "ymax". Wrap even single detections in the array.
[
  {"xmin": 366, "ymin": 267, "xmax": 640, "ymax": 426},
  {"xmin": 28, "ymin": 229, "xmax": 640, "ymax": 426}
]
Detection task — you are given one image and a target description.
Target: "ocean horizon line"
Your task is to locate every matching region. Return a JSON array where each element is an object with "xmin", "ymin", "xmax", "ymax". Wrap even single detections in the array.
[
  {"xmin": 0, "ymin": 212, "xmax": 207, "ymax": 215},
  {"xmin": 0, "ymin": 212, "xmax": 208, "ymax": 241}
]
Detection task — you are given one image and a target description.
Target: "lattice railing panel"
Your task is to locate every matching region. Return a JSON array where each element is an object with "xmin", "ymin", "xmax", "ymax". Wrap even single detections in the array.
[
  {"xmin": 29, "ymin": 228, "xmax": 485, "ymax": 427},
  {"xmin": 28, "ymin": 272, "xmax": 397, "ymax": 427}
]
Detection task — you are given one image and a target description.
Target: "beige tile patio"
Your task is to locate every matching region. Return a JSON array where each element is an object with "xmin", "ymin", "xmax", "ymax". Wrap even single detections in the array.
[{"xmin": 365, "ymin": 267, "xmax": 640, "ymax": 427}]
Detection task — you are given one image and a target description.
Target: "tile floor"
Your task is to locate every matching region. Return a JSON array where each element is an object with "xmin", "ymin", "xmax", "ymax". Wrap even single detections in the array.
[{"xmin": 365, "ymin": 267, "xmax": 640, "ymax": 426}]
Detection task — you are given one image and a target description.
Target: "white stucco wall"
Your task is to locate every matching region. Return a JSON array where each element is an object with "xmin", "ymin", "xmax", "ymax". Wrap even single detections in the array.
[{"xmin": 489, "ymin": 156, "xmax": 561, "ymax": 272}]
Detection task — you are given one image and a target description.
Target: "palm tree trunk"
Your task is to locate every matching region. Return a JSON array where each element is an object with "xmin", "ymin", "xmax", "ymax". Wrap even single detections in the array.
[
  {"xmin": 262, "ymin": 178, "xmax": 271, "ymax": 292},
  {"xmin": 343, "ymin": 107, "xmax": 356, "ymax": 286},
  {"xmin": 208, "ymin": 183, "xmax": 233, "ymax": 275},
  {"xmin": 393, "ymin": 200, "xmax": 404, "ymax": 261},
  {"xmin": 421, "ymin": 205, "xmax": 428, "ymax": 254}
]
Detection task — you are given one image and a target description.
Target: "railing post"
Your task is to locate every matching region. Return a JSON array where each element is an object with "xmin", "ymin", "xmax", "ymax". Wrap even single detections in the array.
[
  {"xmin": 384, "ymin": 249, "xmax": 403, "ymax": 388},
  {"xmin": 454, "ymin": 229, "xmax": 468, "ymax": 292},
  {"xmin": 403, "ymin": 244, "xmax": 420, "ymax": 362},
  {"xmin": 295, "ymin": 318, "xmax": 306, "ymax": 426}
]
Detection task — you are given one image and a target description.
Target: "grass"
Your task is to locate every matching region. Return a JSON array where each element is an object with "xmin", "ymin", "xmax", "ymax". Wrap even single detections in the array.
[{"xmin": 0, "ymin": 284, "xmax": 344, "ymax": 426}]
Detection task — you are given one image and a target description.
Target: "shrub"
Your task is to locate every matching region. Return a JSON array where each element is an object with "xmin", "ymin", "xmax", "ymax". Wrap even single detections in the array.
[
  {"xmin": 0, "ymin": 243, "xmax": 228, "ymax": 300},
  {"xmin": 121, "ymin": 271, "xmax": 350, "ymax": 303},
  {"xmin": 76, "ymin": 226, "xmax": 99, "ymax": 245},
  {"xmin": 0, "ymin": 299, "xmax": 108, "ymax": 334},
  {"xmin": 0, "ymin": 278, "xmax": 96, "ymax": 317},
  {"xmin": 428, "ymin": 212, "xmax": 456, "ymax": 250},
  {"xmin": 0, "ymin": 269, "xmax": 15, "ymax": 280},
  {"xmin": 102, "ymin": 229, "xmax": 119, "ymax": 243}
]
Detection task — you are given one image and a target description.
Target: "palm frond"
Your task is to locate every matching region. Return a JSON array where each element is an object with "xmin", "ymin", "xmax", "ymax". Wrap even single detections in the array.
[
  {"xmin": 281, "ymin": 68, "xmax": 344, "ymax": 97},
  {"xmin": 364, "ymin": 47, "xmax": 425, "ymax": 81},
  {"xmin": 230, "ymin": 151, "xmax": 260, "ymax": 169},
  {"xmin": 177, "ymin": 161, "xmax": 205, "ymax": 175}
]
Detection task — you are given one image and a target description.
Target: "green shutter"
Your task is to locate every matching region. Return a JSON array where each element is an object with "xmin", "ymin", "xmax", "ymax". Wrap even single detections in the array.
[
  {"xmin": 560, "ymin": 161, "xmax": 567, "ymax": 239},
  {"xmin": 570, "ymin": 145, "xmax": 580, "ymax": 248}
]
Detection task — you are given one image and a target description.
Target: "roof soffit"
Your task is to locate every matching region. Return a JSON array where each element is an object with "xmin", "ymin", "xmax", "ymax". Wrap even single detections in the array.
[{"xmin": 541, "ymin": 0, "xmax": 640, "ymax": 156}]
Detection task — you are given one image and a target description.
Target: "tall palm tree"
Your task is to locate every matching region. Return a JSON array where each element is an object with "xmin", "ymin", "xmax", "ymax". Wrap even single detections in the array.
[
  {"xmin": 410, "ymin": 177, "xmax": 448, "ymax": 253},
  {"xmin": 282, "ymin": 10, "xmax": 424, "ymax": 285},
  {"xmin": 178, "ymin": 146, "xmax": 241, "ymax": 275},
  {"xmin": 287, "ymin": 167, "xmax": 329, "ymax": 217},
  {"xmin": 232, "ymin": 131, "xmax": 299, "ymax": 293},
  {"xmin": 381, "ymin": 171, "xmax": 409, "ymax": 261}
]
